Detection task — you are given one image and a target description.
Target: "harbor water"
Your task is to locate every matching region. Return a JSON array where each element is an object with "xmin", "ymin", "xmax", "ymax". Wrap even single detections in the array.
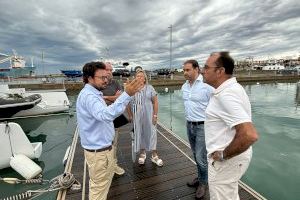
[{"xmin": 0, "ymin": 82, "xmax": 299, "ymax": 200}]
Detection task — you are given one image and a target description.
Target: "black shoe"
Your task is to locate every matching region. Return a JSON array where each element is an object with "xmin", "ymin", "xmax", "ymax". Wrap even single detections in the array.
[
  {"xmin": 195, "ymin": 184, "xmax": 207, "ymax": 199},
  {"xmin": 187, "ymin": 177, "xmax": 199, "ymax": 187}
]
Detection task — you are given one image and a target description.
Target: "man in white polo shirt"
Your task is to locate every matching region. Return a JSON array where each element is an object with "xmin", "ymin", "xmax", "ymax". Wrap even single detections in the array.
[{"xmin": 202, "ymin": 52, "xmax": 259, "ymax": 200}]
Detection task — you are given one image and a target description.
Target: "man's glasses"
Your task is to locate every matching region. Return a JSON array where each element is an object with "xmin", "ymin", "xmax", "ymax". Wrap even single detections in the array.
[
  {"xmin": 203, "ymin": 64, "xmax": 222, "ymax": 70},
  {"xmin": 94, "ymin": 76, "xmax": 108, "ymax": 81}
]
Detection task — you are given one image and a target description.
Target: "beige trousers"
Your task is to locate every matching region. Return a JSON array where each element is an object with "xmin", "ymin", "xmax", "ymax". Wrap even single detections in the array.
[
  {"xmin": 84, "ymin": 148, "xmax": 115, "ymax": 200},
  {"xmin": 208, "ymin": 148, "xmax": 252, "ymax": 200}
]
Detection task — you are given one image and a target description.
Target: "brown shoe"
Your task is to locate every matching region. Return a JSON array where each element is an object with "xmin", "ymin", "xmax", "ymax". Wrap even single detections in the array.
[
  {"xmin": 187, "ymin": 177, "xmax": 199, "ymax": 187},
  {"xmin": 195, "ymin": 184, "xmax": 207, "ymax": 199}
]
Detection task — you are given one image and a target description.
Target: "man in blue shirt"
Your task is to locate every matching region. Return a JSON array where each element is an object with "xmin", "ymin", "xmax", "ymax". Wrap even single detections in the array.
[
  {"xmin": 181, "ymin": 59, "xmax": 214, "ymax": 199},
  {"xmin": 76, "ymin": 61, "xmax": 143, "ymax": 200}
]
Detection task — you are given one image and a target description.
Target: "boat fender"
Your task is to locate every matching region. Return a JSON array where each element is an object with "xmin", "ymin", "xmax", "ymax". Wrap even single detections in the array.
[{"xmin": 10, "ymin": 154, "xmax": 42, "ymax": 180}]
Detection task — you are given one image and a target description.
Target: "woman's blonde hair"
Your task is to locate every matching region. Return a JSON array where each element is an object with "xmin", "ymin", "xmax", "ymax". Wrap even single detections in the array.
[{"xmin": 136, "ymin": 69, "xmax": 148, "ymax": 84}]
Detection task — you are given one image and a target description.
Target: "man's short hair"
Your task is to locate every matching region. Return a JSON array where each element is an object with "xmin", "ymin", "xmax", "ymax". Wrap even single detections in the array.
[
  {"xmin": 184, "ymin": 59, "xmax": 200, "ymax": 69},
  {"xmin": 213, "ymin": 51, "xmax": 235, "ymax": 75},
  {"xmin": 82, "ymin": 61, "xmax": 106, "ymax": 83}
]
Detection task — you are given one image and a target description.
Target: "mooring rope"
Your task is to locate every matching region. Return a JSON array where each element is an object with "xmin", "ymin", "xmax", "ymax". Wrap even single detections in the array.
[{"xmin": 0, "ymin": 172, "xmax": 80, "ymax": 200}]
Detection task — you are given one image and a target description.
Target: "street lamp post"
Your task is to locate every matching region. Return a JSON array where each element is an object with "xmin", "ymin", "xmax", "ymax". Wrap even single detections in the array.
[
  {"xmin": 168, "ymin": 24, "xmax": 173, "ymax": 130},
  {"xmin": 168, "ymin": 24, "xmax": 173, "ymax": 80},
  {"xmin": 246, "ymin": 56, "xmax": 253, "ymax": 77},
  {"xmin": 105, "ymin": 47, "xmax": 110, "ymax": 60},
  {"xmin": 42, "ymin": 51, "xmax": 45, "ymax": 76}
]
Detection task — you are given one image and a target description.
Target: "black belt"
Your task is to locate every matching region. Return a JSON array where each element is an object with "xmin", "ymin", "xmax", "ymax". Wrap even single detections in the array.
[
  {"xmin": 85, "ymin": 145, "xmax": 112, "ymax": 152},
  {"xmin": 187, "ymin": 121, "xmax": 204, "ymax": 125}
]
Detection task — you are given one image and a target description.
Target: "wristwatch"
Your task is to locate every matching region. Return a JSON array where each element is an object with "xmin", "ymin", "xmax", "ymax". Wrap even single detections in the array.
[{"xmin": 219, "ymin": 151, "xmax": 225, "ymax": 161}]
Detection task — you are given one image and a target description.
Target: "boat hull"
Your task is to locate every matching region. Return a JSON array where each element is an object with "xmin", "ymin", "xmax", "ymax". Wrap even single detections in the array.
[
  {"xmin": 0, "ymin": 94, "xmax": 42, "ymax": 118},
  {"xmin": 13, "ymin": 91, "xmax": 70, "ymax": 117},
  {"xmin": 0, "ymin": 67, "xmax": 36, "ymax": 78}
]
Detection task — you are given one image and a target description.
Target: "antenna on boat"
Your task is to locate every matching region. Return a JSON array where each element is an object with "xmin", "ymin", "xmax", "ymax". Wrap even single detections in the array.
[
  {"xmin": 42, "ymin": 51, "xmax": 44, "ymax": 76},
  {"xmin": 12, "ymin": 49, "xmax": 17, "ymax": 57},
  {"xmin": 105, "ymin": 47, "xmax": 110, "ymax": 59},
  {"xmin": 31, "ymin": 57, "xmax": 34, "ymax": 68}
]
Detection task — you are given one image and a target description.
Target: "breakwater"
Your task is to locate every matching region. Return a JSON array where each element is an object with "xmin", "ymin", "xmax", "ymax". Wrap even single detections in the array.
[{"xmin": 6, "ymin": 75, "xmax": 300, "ymax": 91}]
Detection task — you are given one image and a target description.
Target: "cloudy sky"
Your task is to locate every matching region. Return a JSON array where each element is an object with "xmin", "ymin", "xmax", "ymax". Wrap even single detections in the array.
[{"xmin": 0, "ymin": 0, "xmax": 300, "ymax": 74}]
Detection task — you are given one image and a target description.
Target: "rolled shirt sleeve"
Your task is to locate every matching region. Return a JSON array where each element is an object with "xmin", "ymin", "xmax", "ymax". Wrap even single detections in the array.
[
  {"xmin": 86, "ymin": 92, "xmax": 131, "ymax": 122},
  {"xmin": 76, "ymin": 84, "xmax": 131, "ymax": 150}
]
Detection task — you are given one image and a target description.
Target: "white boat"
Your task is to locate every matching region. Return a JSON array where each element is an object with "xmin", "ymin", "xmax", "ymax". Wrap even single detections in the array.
[
  {"xmin": 262, "ymin": 60, "xmax": 285, "ymax": 70},
  {"xmin": 262, "ymin": 64, "xmax": 285, "ymax": 70},
  {"xmin": 0, "ymin": 122, "xmax": 42, "ymax": 169},
  {"xmin": 0, "ymin": 84, "xmax": 70, "ymax": 118},
  {"xmin": 112, "ymin": 64, "xmax": 130, "ymax": 77},
  {"xmin": 14, "ymin": 89, "xmax": 70, "ymax": 117},
  {"xmin": 0, "ymin": 92, "xmax": 42, "ymax": 118},
  {"xmin": 0, "ymin": 50, "xmax": 36, "ymax": 78}
]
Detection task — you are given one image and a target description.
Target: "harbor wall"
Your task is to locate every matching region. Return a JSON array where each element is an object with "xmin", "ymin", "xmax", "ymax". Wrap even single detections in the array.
[{"xmin": 6, "ymin": 75, "xmax": 300, "ymax": 91}]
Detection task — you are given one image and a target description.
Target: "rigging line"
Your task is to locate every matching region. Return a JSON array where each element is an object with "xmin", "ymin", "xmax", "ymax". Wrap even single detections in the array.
[{"xmin": 5, "ymin": 123, "xmax": 14, "ymax": 157}]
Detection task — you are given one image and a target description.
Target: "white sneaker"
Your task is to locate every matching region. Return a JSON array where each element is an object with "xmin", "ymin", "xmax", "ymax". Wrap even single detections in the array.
[{"xmin": 115, "ymin": 165, "xmax": 125, "ymax": 175}]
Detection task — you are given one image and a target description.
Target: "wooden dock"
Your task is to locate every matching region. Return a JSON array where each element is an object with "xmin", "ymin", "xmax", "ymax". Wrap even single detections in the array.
[{"xmin": 61, "ymin": 122, "xmax": 266, "ymax": 200}]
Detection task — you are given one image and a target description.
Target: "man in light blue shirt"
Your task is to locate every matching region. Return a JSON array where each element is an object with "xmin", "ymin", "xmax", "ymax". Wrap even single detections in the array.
[
  {"xmin": 181, "ymin": 59, "xmax": 214, "ymax": 199},
  {"xmin": 76, "ymin": 61, "xmax": 143, "ymax": 200}
]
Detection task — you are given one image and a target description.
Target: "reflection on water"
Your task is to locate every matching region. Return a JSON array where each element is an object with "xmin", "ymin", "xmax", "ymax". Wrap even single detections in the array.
[
  {"xmin": 27, "ymin": 133, "xmax": 47, "ymax": 144},
  {"xmin": 156, "ymin": 86, "xmax": 181, "ymax": 130},
  {"xmin": 296, "ymin": 82, "xmax": 300, "ymax": 108},
  {"xmin": 5, "ymin": 113, "xmax": 73, "ymax": 133},
  {"xmin": 157, "ymin": 82, "xmax": 300, "ymax": 200},
  {"xmin": 156, "ymin": 86, "xmax": 178, "ymax": 95}
]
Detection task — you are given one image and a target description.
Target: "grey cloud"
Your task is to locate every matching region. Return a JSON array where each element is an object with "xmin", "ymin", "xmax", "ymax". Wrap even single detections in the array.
[{"xmin": 0, "ymin": 0, "xmax": 299, "ymax": 73}]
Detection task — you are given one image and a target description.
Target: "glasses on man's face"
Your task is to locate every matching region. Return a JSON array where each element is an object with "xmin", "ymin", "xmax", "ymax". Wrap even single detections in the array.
[
  {"xmin": 94, "ymin": 75, "xmax": 108, "ymax": 81},
  {"xmin": 203, "ymin": 64, "xmax": 221, "ymax": 70}
]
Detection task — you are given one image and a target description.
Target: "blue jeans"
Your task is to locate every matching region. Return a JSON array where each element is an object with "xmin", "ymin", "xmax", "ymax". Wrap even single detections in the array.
[{"xmin": 186, "ymin": 122, "xmax": 208, "ymax": 184}]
